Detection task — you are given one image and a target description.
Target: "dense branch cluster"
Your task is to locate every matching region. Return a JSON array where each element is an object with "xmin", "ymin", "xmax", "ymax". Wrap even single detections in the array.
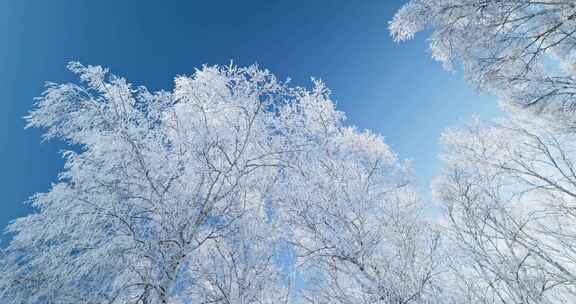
[{"xmin": 391, "ymin": 0, "xmax": 576, "ymax": 119}]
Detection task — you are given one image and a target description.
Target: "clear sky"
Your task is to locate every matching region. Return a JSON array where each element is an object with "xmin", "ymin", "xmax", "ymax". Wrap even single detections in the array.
[{"xmin": 0, "ymin": 0, "xmax": 501, "ymax": 234}]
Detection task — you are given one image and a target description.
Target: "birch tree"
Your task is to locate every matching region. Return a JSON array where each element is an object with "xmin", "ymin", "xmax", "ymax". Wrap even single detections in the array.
[
  {"xmin": 434, "ymin": 112, "xmax": 576, "ymax": 303},
  {"xmin": 0, "ymin": 62, "xmax": 435, "ymax": 304},
  {"xmin": 0, "ymin": 62, "xmax": 297, "ymax": 304},
  {"xmin": 276, "ymin": 122, "xmax": 445, "ymax": 303}
]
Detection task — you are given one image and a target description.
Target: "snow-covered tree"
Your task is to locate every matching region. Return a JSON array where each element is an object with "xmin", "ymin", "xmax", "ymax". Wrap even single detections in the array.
[
  {"xmin": 392, "ymin": 2, "xmax": 576, "ymax": 302},
  {"xmin": 0, "ymin": 62, "xmax": 435, "ymax": 304},
  {"xmin": 391, "ymin": 0, "xmax": 576, "ymax": 119},
  {"xmin": 275, "ymin": 120, "xmax": 445, "ymax": 303},
  {"xmin": 434, "ymin": 112, "xmax": 576, "ymax": 303},
  {"xmin": 0, "ymin": 62, "xmax": 297, "ymax": 304}
]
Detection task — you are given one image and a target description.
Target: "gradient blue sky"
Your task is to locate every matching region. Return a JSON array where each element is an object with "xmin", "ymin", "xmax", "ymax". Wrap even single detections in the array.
[{"xmin": 0, "ymin": 0, "xmax": 500, "ymax": 234}]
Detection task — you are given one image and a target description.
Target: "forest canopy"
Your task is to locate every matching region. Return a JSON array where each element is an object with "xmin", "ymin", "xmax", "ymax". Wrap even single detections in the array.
[{"xmin": 3, "ymin": 1, "xmax": 576, "ymax": 304}]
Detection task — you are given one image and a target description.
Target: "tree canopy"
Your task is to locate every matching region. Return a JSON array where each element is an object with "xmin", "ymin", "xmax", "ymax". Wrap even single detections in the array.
[{"xmin": 0, "ymin": 63, "xmax": 439, "ymax": 304}]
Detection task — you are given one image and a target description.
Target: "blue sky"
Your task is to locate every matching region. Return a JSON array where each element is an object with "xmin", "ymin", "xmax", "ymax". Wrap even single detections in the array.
[{"xmin": 0, "ymin": 0, "xmax": 500, "ymax": 233}]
